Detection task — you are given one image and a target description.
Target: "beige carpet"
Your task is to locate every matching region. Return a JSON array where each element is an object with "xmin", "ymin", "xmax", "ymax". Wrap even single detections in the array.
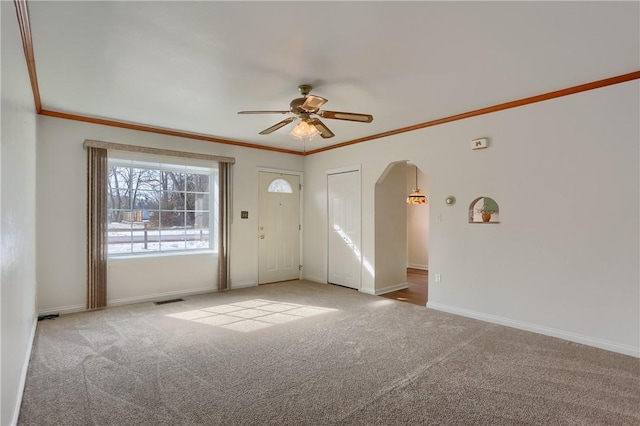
[{"xmin": 19, "ymin": 281, "xmax": 639, "ymax": 425}]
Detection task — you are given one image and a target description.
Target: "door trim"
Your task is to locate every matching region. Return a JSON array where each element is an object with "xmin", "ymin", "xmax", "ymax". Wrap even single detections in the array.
[
  {"xmin": 257, "ymin": 167, "xmax": 304, "ymax": 281},
  {"xmin": 326, "ymin": 165, "xmax": 361, "ymax": 175}
]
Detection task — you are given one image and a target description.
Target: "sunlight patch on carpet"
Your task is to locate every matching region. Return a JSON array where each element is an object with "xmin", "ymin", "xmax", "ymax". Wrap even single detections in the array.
[{"xmin": 166, "ymin": 299, "xmax": 337, "ymax": 332}]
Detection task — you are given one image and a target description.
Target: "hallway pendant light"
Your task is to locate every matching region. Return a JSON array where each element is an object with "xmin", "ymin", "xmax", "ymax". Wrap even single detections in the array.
[{"xmin": 407, "ymin": 167, "xmax": 427, "ymax": 205}]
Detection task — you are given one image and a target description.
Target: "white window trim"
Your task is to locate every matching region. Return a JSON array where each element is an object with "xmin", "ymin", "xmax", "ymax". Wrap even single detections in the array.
[{"xmin": 107, "ymin": 153, "xmax": 218, "ymax": 258}]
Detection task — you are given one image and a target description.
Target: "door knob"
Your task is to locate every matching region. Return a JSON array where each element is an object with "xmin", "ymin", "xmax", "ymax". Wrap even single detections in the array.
[{"xmin": 260, "ymin": 235, "xmax": 265, "ymax": 239}]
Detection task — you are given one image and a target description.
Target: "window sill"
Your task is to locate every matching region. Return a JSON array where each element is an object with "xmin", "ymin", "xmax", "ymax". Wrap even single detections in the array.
[{"xmin": 108, "ymin": 250, "xmax": 217, "ymax": 261}]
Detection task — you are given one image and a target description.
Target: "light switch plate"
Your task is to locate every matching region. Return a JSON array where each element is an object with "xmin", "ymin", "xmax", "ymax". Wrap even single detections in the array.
[{"xmin": 472, "ymin": 138, "xmax": 488, "ymax": 150}]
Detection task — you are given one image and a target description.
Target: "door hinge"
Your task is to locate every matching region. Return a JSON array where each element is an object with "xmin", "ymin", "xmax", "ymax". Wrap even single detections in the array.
[
  {"xmin": 299, "ymin": 265, "xmax": 303, "ymax": 271},
  {"xmin": 299, "ymin": 224, "xmax": 301, "ymax": 230},
  {"xmin": 299, "ymin": 184, "xmax": 302, "ymax": 190}
]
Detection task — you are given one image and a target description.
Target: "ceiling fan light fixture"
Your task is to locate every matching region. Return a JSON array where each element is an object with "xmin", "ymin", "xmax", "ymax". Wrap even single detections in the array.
[
  {"xmin": 290, "ymin": 119, "xmax": 320, "ymax": 141},
  {"xmin": 239, "ymin": 84, "xmax": 373, "ymax": 140}
]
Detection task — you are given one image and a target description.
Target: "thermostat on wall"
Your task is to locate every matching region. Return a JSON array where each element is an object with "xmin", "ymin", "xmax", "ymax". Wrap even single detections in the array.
[{"xmin": 471, "ymin": 138, "xmax": 488, "ymax": 150}]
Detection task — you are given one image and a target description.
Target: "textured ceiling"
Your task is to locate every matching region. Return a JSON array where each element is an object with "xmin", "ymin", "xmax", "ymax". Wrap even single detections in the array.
[{"xmin": 27, "ymin": 1, "xmax": 639, "ymax": 153}]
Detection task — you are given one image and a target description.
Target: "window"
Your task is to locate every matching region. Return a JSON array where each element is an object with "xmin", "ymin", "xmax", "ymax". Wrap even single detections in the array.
[
  {"xmin": 267, "ymin": 178, "xmax": 293, "ymax": 194},
  {"xmin": 107, "ymin": 155, "xmax": 217, "ymax": 256}
]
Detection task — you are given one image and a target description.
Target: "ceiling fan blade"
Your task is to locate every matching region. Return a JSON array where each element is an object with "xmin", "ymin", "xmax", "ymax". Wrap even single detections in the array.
[
  {"xmin": 259, "ymin": 117, "xmax": 296, "ymax": 135},
  {"xmin": 238, "ymin": 110, "xmax": 291, "ymax": 115},
  {"xmin": 308, "ymin": 118, "xmax": 335, "ymax": 139},
  {"xmin": 319, "ymin": 110, "xmax": 373, "ymax": 123},
  {"xmin": 301, "ymin": 95, "xmax": 328, "ymax": 112}
]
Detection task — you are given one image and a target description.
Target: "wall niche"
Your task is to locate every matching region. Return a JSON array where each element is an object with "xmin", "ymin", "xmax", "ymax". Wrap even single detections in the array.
[{"xmin": 469, "ymin": 197, "xmax": 500, "ymax": 223}]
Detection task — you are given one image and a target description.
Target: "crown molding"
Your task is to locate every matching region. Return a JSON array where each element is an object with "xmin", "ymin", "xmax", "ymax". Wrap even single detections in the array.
[
  {"xmin": 40, "ymin": 110, "xmax": 303, "ymax": 156},
  {"xmin": 14, "ymin": 1, "xmax": 640, "ymax": 157},
  {"xmin": 305, "ymin": 70, "xmax": 640, "ymax": 155},
  {"xmin": 14, "ymin": 0, "xmax": 41, "ymax": 113}
]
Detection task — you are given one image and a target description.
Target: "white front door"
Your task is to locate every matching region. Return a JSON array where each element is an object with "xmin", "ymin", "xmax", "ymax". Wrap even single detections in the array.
[
  {"xmin": 328, "ymin": 170, "xmax": 361, "ymax": 289},
  {"xmin": 258, "ymin": 172, "xmax": 301, "ymax": 284}
]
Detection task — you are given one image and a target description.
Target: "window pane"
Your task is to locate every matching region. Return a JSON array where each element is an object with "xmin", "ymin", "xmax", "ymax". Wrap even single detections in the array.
[
  {"xmin": 186, "ymin": 211, "xmax": 209, "ymax": 228},
  {"xmin": 186, "ymin": 233, "xmax": 210, "ymax": 250},
  {"xmin": 160, "ymin": 240, "xmax": 187, "ymax": 251},
  {"xmin": 131, "ymin": 222, "xmax": 160, "ymax": 253},
  {"xmin": 107, "ymin": 189, "xmax": 132, "ymax": 210},
  {"xmin": 161, "ymin": 171, "xmax": 185, "ymax": 192},
  {"xmin": 112, "ymin": 167, "xmax": 139, "ymax": 192},
  {"xmin": 160, "ymin": 191, "xmax": 185, "ymax": 210},
  {"xmin": 186, "ymin": 173, "xmax": 210, "ymax": 192},
  {"xmin": 160, "ymin": 211, "xmax": 185, "ymax": 229},
  {"xmin": 186, "ymin": 212, "xmax": 209, "ymax": 250},
  {"xmin": 109, "ymin": 209, "xmax": 130, "ymax": 224},
  {"xmin": 145, "ymin": 210, "xmax": 160, "ymax": 229},
  {"xmin": 132, "ymin": 190, "xmax": 160, "ymax": 210},
  {"xmin": 186, "ymin": 193, "xmax": 209, "ymax": 211},
  {"xmin": 160, "ymin": 212, "xmax": 185, "ymax": 251},
  {"xmin": 268, "ymin": 178, "xmax": 293, "ymax": 193},
  {"xmin": 107, "ymin": 218, "xmax": 132, "ymax": 255},
  {"xmin": 108, "ymin": 166, "xmax": 132, "ymax": 191},
  {"xmin": 132, "ymin": 168, "xmax": 161, "ymax": 191}
]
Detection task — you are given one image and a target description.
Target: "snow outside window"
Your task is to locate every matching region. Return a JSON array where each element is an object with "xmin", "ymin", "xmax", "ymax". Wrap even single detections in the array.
[{"xmin": 107, "ymin": 156, "xmax": 218, "ymax": 256}]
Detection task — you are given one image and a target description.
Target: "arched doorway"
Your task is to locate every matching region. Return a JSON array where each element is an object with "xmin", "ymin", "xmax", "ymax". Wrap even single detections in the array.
[
  {"xmin": 374, "ymin": 161, "xmax": 429, "ymax": 306},
  {"xmin": 403, "ymin": 163, "xmax": 429, "ymax": 305}
]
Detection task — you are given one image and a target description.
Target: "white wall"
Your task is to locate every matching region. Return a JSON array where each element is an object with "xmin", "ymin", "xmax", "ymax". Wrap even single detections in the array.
[
  {"xmin": 36, "ymin": 116, "xmax": 303, "ymax": 314},
  {"xmin": 303, "ymin": 82, "xmax": 640, "ymax": 357},
  {"xmin": 407, "ymin": 164, "xmax": 429, "ymax": 269},
  {"xmin": 374, "ymin": 161, "xmax": 407, "ymax": 293},
  {"xmin": 1, "ymin": 2, "xmax": 38, "ymax": 424}
]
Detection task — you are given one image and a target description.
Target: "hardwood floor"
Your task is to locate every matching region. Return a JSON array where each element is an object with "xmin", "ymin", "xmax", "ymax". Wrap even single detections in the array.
[{"xmin": 380, "ymin": 268, "xmax": 428, "ymax": 306}]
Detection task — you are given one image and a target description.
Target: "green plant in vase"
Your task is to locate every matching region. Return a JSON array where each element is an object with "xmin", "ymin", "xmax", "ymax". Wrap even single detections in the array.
[{"xmin": 476, "ymin": 208, "xmax": 496, "ymax": 222}]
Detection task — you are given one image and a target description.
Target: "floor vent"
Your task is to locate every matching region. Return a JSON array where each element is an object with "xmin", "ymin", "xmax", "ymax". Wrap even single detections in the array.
[
  {"xmin": 38, "ymin": 313, "xmax": 60, "ymax": 321},
  {"xmin": 154, "ymin": 298, "xmax": 185, "ymax": 305}
]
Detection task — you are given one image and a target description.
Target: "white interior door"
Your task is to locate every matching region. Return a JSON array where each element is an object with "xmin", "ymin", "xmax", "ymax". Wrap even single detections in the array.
[
  {"xmin": 258, "ymin": 172, "xmax": 300, "ymax": 284},
  {"xmin": 328, "ymin": 170, "xmax": 361, "ymax": 289}
]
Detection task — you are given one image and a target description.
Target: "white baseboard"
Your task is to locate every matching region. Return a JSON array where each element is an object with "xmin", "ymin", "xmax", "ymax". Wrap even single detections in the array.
[
  {"xmin": 426, "ymin": 302, "xmax": 640, "ymax": 358},
  {"xmin": 108, "ymin": 286, "xmax": 216, "ymax": 307},
  {"xmin": 38, "ymin": 287, "xmax": 220, "ymax": 316},
  {"xmin": 407, "ymin": 264, "xmax": 428, "ymax": 270},
  {"xmin": 374, "ymin": 282, "xmax": 409, "ymax": 295},
  {"xmin": 38, "ymin": 303, "xmax": 85, "ymax": 316},
  {"xmin": 302, "ymin": 275, "xmax": 326, "ymax": 284},
  {"xmin": 231, "ymin": 281, "xmax": 257, "ymax": 289},
  {"xmin": 12, "ymin": 317, "xmax": 38, "ymax": 426}
]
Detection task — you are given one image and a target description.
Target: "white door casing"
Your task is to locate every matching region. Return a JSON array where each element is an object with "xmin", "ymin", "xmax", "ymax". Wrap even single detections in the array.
[
  {"xmin": 327, "ymin": 170, "xmax": 361, "ymax": 289},
  {"xmin": 258, "ymin": 172, "xmax": 300, "ymax": 284}
]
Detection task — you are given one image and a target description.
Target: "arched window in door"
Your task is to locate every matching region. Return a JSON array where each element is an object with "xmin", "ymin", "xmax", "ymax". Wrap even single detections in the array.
[{"xmin": 268, "ymin": 178, "xmax": 293, "ymax": 194}]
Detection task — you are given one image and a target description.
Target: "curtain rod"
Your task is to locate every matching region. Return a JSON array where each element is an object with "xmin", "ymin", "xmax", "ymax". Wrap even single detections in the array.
[{"xmin": 83, "ymin": 139, "xmax": 236, "ymax": 164}]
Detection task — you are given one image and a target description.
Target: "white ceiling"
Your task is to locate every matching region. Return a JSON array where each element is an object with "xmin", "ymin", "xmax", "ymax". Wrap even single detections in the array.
[{"xmin": 27, "ymin": 1, "xmax": 639, "ymax": 153}]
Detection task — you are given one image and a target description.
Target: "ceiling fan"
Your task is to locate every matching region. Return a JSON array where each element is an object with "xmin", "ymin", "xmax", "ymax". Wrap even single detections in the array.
[{"xmin": 237, "ymin": 84, "xmax": 373, "ymax": 139}]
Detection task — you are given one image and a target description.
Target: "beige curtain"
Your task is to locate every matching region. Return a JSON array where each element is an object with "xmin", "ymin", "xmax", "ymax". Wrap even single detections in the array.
[
  {"xmin": 87, "ymin": 146, "xmax": 108, "ymax": 309},
  {"xmin": 84, "ymin": 139, "xmax": 235, "ymax": 300},
  {"xmin": 218, "ymin": 162, "xmax": 232, "ymax": 291}
]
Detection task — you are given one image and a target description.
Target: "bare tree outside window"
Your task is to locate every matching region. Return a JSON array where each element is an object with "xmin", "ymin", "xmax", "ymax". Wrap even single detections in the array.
[{"xmin": 107, "ymin": 159, "xmax": 215, "ymax": 255}]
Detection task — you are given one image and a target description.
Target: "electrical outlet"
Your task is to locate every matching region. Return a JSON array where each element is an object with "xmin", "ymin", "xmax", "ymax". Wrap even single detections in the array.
[{"xmin": 435, "ymin": 274, "xmax": 441, "ymax": 283}]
